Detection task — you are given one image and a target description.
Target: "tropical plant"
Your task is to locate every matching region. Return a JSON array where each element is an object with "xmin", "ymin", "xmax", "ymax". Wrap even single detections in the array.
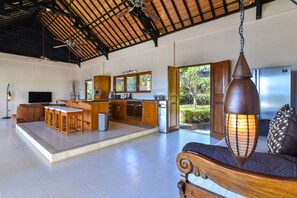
[{"xmin": 180, "ymin": 65, "xmax": 210, "ymax": 109}]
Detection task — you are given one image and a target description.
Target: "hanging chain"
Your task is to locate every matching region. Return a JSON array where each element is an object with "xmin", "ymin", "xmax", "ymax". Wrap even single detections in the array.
[{"xmin": 239, "ymin": 0, "xmax": 245, "ymax": 53}]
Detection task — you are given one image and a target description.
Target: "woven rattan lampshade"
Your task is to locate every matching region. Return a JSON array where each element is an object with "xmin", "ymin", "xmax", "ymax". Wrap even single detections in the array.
[
  {"xmin": 224, "ymin": 53, "xmax": 260, "ymax": 166},
  {"xmin": 223, "ymin": 0, "xmax": 260, "ymax": 166}
]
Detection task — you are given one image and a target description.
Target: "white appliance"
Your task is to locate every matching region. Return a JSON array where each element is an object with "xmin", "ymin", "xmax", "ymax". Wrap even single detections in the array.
[{"xmin": 158, "ymin": 100, "xmax": 168, "ymax": 133}]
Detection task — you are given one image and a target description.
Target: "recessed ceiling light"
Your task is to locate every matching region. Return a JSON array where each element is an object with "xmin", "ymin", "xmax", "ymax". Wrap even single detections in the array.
[{"xmin": 45, "ymin": 8, "xmax": 51, "ymax": 12}]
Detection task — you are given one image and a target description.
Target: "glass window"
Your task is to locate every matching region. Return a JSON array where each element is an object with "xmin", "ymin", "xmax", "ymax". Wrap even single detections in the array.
[
  {"xmin": 115, "ymin": 77, "xmax": 125, "ymax": 92},
  {"xmin": 127, "ymin": 76, "xmax": 137, "ymax": 92},
  {"xmin": 139, "ymin": 74, "xmax": 152, "ymax": 91},
  {"xmin": 85, "ymin": 80, "xmax": 93, "ymax": 100},
  {"xmin": 113, "ymin": 71, "xmax": 152, "ymax": 93}
]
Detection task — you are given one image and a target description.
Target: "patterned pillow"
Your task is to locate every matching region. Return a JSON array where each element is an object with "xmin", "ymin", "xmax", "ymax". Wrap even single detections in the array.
[{"xmin": 267, "ymin": 104, "xmax": 295, "ymax": 154}]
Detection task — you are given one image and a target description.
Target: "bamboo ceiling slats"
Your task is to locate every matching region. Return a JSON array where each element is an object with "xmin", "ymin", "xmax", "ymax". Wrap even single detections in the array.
[{"xmin": 0, "ymin": 0, "xmax": 274, "ymax": 64}]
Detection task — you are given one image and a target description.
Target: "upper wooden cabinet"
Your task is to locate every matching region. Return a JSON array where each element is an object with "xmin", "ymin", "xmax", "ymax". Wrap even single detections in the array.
[
  {"xmin": 127, "ymin": 75, "xmax": 137, "ymax": 92},
  {"xmin": 93, "ymin": 75, "xmax": 111, "ymax": 99},
  {"xmin": 115, "ymin": 76, "xmax": 125, "ymax": 92},
  {"xmin": 139, "ymin": 73, "xmax": 152, "ymax": 92},
  {"xmin": 113, "ymin": 71, "xmax": 152, "ymax": 93}
]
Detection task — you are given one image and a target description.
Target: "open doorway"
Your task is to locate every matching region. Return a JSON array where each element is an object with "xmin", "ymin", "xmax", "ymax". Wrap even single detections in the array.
[{"xmin": 179, "ymin": 64, "xmax": 211, "ymax": 134}]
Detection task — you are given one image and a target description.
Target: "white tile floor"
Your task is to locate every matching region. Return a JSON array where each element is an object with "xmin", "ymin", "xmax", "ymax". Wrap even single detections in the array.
[
  {"xmin": 0, "ymin": 119, "xmax": 219, "ymax": 198},
  {"xmin": 18, "ymin": 121, "xmax": 154, "ymax": 151}
]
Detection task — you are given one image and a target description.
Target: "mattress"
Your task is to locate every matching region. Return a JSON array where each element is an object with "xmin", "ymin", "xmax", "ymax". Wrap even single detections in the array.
[{"xmin": 188, "ymin": 136, "xmax": 268, "ymax": 197}]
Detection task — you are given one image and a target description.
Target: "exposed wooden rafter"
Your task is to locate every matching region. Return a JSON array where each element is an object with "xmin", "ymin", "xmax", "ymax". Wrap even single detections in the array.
[{"xmin": 0, "ymin": 0, "xmax": 276, "ymax": 64}]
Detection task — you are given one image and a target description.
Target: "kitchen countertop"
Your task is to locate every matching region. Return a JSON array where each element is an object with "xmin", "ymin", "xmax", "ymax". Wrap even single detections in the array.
[
  {"xmin": 68, "ymin": 99, "xmax": 158, "ymax": 102},
  {"xmin": 109, "ymin": 98, "xmax": 157, "ymax": 101}
]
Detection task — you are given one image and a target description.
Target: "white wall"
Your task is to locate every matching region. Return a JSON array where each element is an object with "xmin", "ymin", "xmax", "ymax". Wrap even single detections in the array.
[
  {"xmin": 79, "ymin": 0, "xmax": 297, "ymax": 101},
  {"xmin": 0, "ymin": 53, "xmax": 78, "ymax": 117}
]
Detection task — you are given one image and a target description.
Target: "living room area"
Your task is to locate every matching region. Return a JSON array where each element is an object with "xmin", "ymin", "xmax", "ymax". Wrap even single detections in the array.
[{"xmin": 1, "ymin": 0, "xmax": 297, "ymax": 197}]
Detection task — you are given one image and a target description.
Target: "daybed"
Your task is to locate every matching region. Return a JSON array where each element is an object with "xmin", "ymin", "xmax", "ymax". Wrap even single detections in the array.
[{"xmin": 176, "ymin": 120, "xmax": 297, "ymax": 197}]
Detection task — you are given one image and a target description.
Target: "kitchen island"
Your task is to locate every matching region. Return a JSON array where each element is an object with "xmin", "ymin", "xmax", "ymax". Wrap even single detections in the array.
[
  {"xmin": 64, "ymin": 99, "xmax": 159, "ymax": 130},
  {"xmin": 65, "ymin": 100, "xmax": 109, "ymax": 130}
]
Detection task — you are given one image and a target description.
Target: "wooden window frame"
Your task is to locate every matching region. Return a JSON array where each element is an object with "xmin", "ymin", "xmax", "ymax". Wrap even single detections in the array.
[
  {"xmin": 85, "ymin": 79, "xmax": 93, "ymax": 100},
  {"xmin": 113, "ymin": 71, "xmax": 152, "ymax": 93}
]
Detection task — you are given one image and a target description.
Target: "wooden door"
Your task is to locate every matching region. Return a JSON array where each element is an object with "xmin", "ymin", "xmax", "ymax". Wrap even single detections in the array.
[
  {"xmin": 168, "ymin": 66, "xmax": 180, "ymax": 132},
  {"xmin": 210, "ymin": 60, "xmax": 230, "ymax": 139},
  {"xmin": 143, "ymin": 101, "xmax": 158, "ymax": 126}
]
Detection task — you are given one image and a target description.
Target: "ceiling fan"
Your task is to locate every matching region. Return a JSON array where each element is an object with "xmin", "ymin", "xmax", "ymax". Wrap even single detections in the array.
[
  {"xmin": 116, "ymin": 0, "xmax": 160, "ymax": 22},
  {"xmin": 53, "ymin": 38, "xmax": 86, "ymax": 52},
  {"xmin": 52, "ymin": 10, "xmax": 86, "ymax": 52}
]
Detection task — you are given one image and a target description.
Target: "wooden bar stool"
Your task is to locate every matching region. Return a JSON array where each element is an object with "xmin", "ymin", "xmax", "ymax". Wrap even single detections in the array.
[
  {"xmin": 44, "ymin": 106, "xmax": 49, "ymax": 126},
  {"xmin": 47, "ymin": 107, "xmax": 55, "ymax": 128},
  {"xmin": 52, "ymin": 108, "xmax": 61, "ymax": 131},
  {"xmin": 60, "ymin": 108, "xmax": 83, "ymax": 136}
]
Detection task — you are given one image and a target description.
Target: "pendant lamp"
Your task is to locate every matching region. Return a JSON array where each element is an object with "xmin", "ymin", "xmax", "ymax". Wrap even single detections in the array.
[{"xmin": 224, "ymin": 0, "xmax": 260, "ymax": 166}]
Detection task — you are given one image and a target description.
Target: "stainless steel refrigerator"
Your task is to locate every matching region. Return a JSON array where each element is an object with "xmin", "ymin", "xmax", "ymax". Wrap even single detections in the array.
[{"xmin": 251, "ymin": 65, "xmax": 291, "ymax": 120}]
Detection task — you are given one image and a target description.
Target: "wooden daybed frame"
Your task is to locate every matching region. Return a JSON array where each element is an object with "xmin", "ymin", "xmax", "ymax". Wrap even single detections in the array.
[{"xmin": 176, "ymin": 152, "xmax": 297, "ymax": 198}]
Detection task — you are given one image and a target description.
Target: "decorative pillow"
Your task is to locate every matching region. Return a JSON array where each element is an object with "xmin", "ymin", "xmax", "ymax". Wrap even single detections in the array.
[{"xmin": 267, "ymin": 104, "xmax": 296, "ymax": 155}]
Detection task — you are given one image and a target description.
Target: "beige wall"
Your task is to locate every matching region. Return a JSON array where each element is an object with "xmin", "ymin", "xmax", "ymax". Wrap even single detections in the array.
[
  {"xmin": 79, "ymin": 0, "xmax": 297, "ymax": 101},
  {"xmin": 0, "ymin": 53, "xmax": 78, "ymax": 117}
]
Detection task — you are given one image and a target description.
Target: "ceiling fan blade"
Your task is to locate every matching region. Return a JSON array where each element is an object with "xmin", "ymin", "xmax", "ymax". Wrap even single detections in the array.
[
  {"xmin": 53, "ymin": 45, "xmax": 67, "ymax": 48},
  {"xmin": 116, "ymin": 7, "xmax": 132, "ymax": 18},
  {"xmin": 53, "ymin": 38, "xmax": 65, "ymax": 43},
  {"xmin": 148, "ymin": 11, "xmax": 160, "ymax": 22},
  {"xmin": 142, "ymin": 7, "xmax": 160, "ymax": 21}
]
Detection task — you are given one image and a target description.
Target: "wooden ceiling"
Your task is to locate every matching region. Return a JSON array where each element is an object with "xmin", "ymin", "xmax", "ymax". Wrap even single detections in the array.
[{"xmin": 0, "ymin": 0, "xmax": 274, "ymax": 66}]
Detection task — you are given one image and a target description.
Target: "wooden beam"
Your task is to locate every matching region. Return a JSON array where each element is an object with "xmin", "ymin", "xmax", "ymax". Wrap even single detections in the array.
[
  {"xmin": 159, "ymin": 0, "xmax": 176, "ymax": 30},
  {"xmin": 256, "ymin": 0, "xmax": 263, "ymax": 20},
  {"xmin": 4, "ymin": 0, "xmax": 31, "ymax": 13},
  {"xmin": 129, "ymin": 6, "xmax": 160, "ymax": 47},
  {"xmin": 209, "ymin": 0, "xmax": 216, "ymax": 17},
  {"xmin": 58, "ymin": 0, "xmax": 110, "ymax": 59},
  {"xmin": 195, "ymin": 0, "xmax": 204, "ymax": 21},
  {"xmin": 182, "ymin": 0, "xmax": 193, "ymax": 24}
]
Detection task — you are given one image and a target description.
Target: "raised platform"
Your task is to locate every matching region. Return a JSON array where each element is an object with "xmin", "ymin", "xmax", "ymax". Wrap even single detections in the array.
[{"xmin": 16, "ymin": 121, "xmax": 158, "ymax": 163}]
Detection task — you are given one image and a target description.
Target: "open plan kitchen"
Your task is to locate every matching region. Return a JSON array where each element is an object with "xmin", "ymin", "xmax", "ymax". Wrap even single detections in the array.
[
  {"xmin": 70, "ymin": 71, "xmax": 161, "ymax": 130},
  {"xmin": 12, "ymin": 70, "xmax": 167, "ymax": 162}
]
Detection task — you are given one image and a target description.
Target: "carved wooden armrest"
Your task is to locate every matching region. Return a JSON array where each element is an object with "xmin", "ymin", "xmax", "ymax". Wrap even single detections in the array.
[{"xmin": 176, "ymin": 152, "xmax": 297, "ymax": 198}]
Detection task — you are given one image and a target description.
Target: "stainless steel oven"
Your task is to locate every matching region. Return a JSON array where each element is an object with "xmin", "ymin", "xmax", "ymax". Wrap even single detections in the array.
[{"xmin": 126, "ymin": 100, "xmax": 142, "ymax": 120}]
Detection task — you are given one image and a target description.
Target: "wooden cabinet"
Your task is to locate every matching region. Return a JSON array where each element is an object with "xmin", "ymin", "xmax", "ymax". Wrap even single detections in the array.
[
  {"xmin": 109, "ymin": 100, "xmax": 158, "ymax": 126},
  {"xmin": 93, "ymin": 75, "xmax": 111, "ymax": 99},
  {"xmin": 66, "ymin": 100, "xmax": 109, "ymax": 130},
  {"xmin": 142, "ymin": 101, "xmax": 158, "ymax": 126},
  {"xmin": 118, "ymin": 100, "xmax": 126, "ymax": 120},
  {"xmin": 109, "ymin": 100, "xmax": 126, "ymax": 120}
]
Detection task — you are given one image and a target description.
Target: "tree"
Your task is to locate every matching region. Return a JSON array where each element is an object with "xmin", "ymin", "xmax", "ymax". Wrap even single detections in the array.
[{"xmin": 180, "ymin": 66, "xmax": 210, "ymax": 109}]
